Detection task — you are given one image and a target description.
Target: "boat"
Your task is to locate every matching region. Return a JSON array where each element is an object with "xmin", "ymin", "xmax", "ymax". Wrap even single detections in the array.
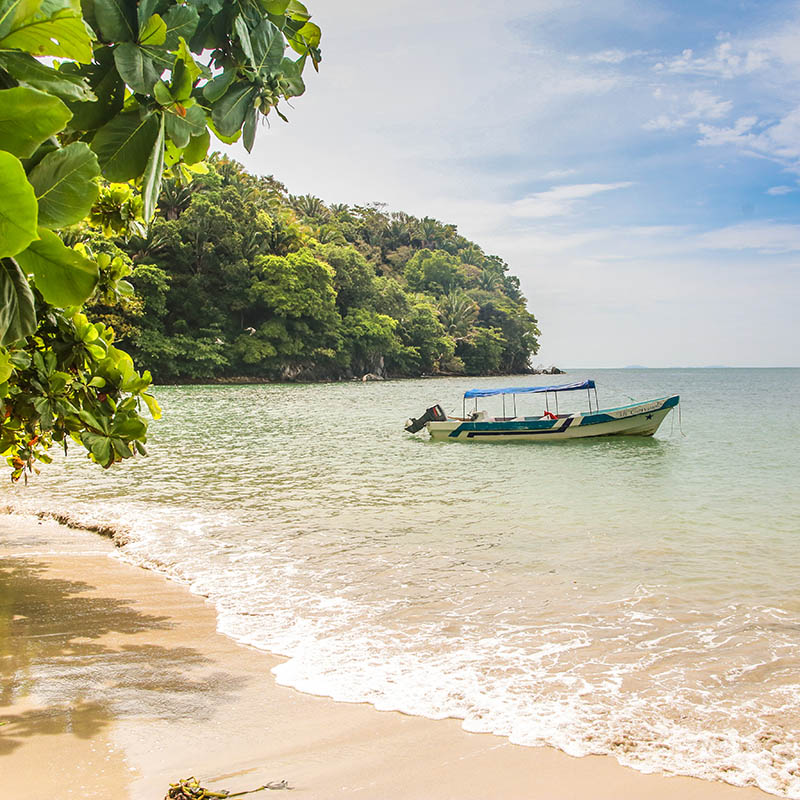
[{"xmin": 404, "ymin": 379, "xmax": 679, "ymax": 441}]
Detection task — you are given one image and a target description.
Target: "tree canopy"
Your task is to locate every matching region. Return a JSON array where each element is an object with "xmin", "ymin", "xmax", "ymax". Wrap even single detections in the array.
[
  {"xmin": 96, "ymin": 156, "xmax": 541, "ymax": 382},
  {"xmin": 0, "ymin": 0, "xmax": 322, "ymax": 479}
]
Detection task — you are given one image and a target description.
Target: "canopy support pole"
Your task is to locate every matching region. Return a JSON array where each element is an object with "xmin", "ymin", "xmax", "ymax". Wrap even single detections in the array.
[
  {"xmin": 594, "ymin": 387, "xmax": 599, "ymax": 411},
  {"xmin": 555, "ymin": 393, "xmax": 559, "ymax": 415},
  {"xmin": 463, "ymin": 397, "xmax": 466, "ymax": 418},
  {"xmin": 513, "ymin": 394, "xmax": 517, "ymax": 417},
  {"xmin": 587, "ymin": 388, "xmax": 592, "ymax": 412},
  {"xmin": 502, "ymin": 395, "xmax": 506, "ymax": 419}
]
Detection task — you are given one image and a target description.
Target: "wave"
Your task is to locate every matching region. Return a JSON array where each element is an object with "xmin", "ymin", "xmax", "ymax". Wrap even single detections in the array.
[{"xmin": 4, "ymin": 495, "xmax": 799, "ymax": 799}]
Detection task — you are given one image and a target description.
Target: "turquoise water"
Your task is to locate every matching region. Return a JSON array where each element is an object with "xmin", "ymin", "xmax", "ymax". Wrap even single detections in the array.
[{"xmin": 7, "ymin": 369, "xmax": 800, "ymax": 796}]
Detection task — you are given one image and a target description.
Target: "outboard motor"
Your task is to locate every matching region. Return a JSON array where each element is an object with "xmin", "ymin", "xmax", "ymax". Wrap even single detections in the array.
[{"xmin": 405, "ymin": 404, "xmax": 447, "ymax": 433}]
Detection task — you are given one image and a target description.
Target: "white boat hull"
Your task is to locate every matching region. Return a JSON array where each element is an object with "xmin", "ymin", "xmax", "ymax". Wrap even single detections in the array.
[{"xmin": 426, "ymin": 396, "xmax": 679, "ymax": 442}]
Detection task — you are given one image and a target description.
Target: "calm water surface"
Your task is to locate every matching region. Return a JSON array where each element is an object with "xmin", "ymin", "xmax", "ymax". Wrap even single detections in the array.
[{"xmin": 7, "ymin": 369, "xmax": 800, "ymax": 796}]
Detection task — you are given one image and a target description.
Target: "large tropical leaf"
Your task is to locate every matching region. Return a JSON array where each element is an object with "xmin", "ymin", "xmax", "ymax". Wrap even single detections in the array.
[
  {"xmin": 0, "ymin": 52, "xmax": 96, "ymax": 101},
  {"xmin": 92, "ymin": 0, "xmax": 136, "ymax": 42},
  {"xmin": 211, "ymin": 83, "xmax": 257, "ymax": 138},
  {"xmin": 162, "ymin": 3, "xmax": 198, "ymax": 49},
  {"xmin": 0, "ymin": 256, "xmax": 36, "ymax": 346},
  {"xmin": 62, "ymin": 46, "xmax": 124, "ymax": 131},
  {"xmin": 251, "ymin": 19, "xmax": 283, "ymax": 72},
  {"xmin": 203, "ymin": 68, "xmax": 235, "ymax": 103},
  {"xmin": 138, "ymin": 12, "xmax": 165, "ymax": 45},
  {"xmin": 90, "ymin": 110, "xmax": 159, "ymax": 181},
  {"xmin": 0, "ymin": 7, "xmax": 93, "ymax": 63},
  {"xmin": 27, "ymin": 141, "xmax": 100, "ymax": 229},
  {"xmin": 15, "ymin": 227, "xmax": 98, "ymax": 306},
  {"xmin": 0, "ymin": 86, "xmax": 72, "ymax": 158},
  {"xmin": 182, "ymin": 129, "xmax": 209, "ymax": 164},
  {"xmin": 141, "ymin": 113, "xmax": 164, "ymax": 221},
  {"xmin": 279, "ymin": 56, "xmax": 305, "ymax": 97},
  {"xmin": 242, "ymin": 105, "xmax": 256, "ymax": 153},
  {"xmin": 0, "ymin": 150, "xmax": 38, "ymax": 258},
  {"xmin": 113, "ymin": 41, "xmax": 159, "ymax": 94}
]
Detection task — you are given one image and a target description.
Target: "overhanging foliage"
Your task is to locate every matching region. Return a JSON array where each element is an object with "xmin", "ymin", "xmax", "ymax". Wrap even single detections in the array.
[{"xmin": 0, "ymin": 0, "xmax": 322, "ymax": 479}]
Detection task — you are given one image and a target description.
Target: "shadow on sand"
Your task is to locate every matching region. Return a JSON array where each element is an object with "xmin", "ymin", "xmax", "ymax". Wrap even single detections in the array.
[{"xmin": 0, "ymin": 559, "xmax": 245, "ymax": 755}]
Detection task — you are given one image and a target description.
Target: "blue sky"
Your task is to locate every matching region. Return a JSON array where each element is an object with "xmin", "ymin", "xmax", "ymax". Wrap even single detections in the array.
[{"xmin": 232, "ymin": 0, "xmax": 800, "ymax": 367}]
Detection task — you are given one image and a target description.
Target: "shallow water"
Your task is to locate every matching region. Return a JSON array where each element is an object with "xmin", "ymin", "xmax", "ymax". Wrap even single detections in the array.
[{"xmin": 6, "ymin": 369, "xmax": 800, "ymax": 796}]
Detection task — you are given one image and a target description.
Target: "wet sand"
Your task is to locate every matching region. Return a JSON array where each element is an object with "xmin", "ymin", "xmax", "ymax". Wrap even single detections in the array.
[{"xmin": 0, "ymin": 513, "xmax": 773, "ymax": 800}]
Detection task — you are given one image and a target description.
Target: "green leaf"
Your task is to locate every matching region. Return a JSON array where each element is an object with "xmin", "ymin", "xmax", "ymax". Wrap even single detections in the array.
[
  {"xmin": 61, "ymin": 47, "xmax": 124, "ymax": 131},
  {"xmin": 80, "ymin": 430, "xmax": 113, "ymax": 465},
  {"xmin": 0, "ymin": 347, "xmax": 12, "ymax": 382},
  {"xmin": 27, "ymin": 141, "xmax": 100, "ymax": 229},
  {"xmin": 211, "ymin": 83, "xmax": 257, "ymax": 138},
  {"xmin": 113, "ymin": 41, "xmax": 160, "ymax": 95},
  {"xmin": 163, "ymin": 110, "xmax": 189, "ymax": 148},
  {"xmin": 285, "ymin": 1, "xmax": 310, "ymax": 22},
  {"xmin": 0, "ymin": 150, "xmax": 38, "ymax": 258},
  {"xmin": 15, "ymin": 227, "xmax": 98, "ymax": 306},
  {"xmin": 205, "ymin": 116, "xmax": 240, "ymax": 144},
  {"xmin": 141, "ymin": 112, "xmax": 164, "ymax": 221},
  {"xmin": 0, "ymin": 52, "xmax": 96, "ymax": 102},
  {"xmin": 93, "ymin": 0, "xmax": 136, "ymax": 41},
  {"xmin": 0, "ymin": 257, "xmax": 36, "ymax": 346},
  {"xmin": 0, "ymin": 86, "xmax": 72, "ymax": 158},
  {"xmin": 141, "ymin": 391, "xmax": 161, "ymax": 419},
  {"xmin": 242, "ymin": 105, "xmax": 256, "ymax": 153},
  {"xmin": 279, "ymin": 56, "xmax": 305, "ymax": 97},
  {"xmin": 136, "ymin": 0, "xmax": 159, "ymax": 29},
  {"xmin": 182, "ymin": 103, "xmax": 206, "ymax": 134},
  {"xmin": 91, "ymin": 110, "xmax": 159, "ymax": 181},
  {"xmin": 162, "ymin": 3, "xmax": 198, "ymax": 49},
  {"xmin": 202, "ymin": 68, "xmax": 235, "ymax": 103},
  {"xmin": 234, "ymin": 14, "xmax": 254, "ymax": 66},
  {"xmin": 0, "ymin": 7, "xmax": 93, "ymax": 63},
  {"xmin": 111, "ymin": 414, "xmax": 147, "ymax": 439},
  {"xmin": 153, "ymin": 79, "xmax": 173, "ymax": 106},
  {"xmin": 8, "ymin": 348, "xmax": 30, "ymax": 368},
  {"xmin": 138, "ymin": 12, "xmax": 165, "ymax": 45},
  {"xmin": 250, "ymin": 19, "xmax": 282, "ymax": 71},
  {"xmin": 260, "ymin": 0, "xmax": 290, "ymax": 13},
  {"xmin": 182, "ymin": 128, "xmax": 209, "ymax": 164}
]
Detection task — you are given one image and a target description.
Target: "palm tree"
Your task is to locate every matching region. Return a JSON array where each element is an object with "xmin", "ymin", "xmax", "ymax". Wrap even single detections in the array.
[
  {"xmin": 289, "ymin": 193, "xmax": 330, "ymax": 222},
  {"xmin": 438, "ymin": 291, "xmax": 478, "ymax": 341},
  {"xmin": 477, "ymin": 267, "xmax": 503, "ymax": 292},
  {"xmin": 127, "ymin": 224, "xmax": 172, "ymax": 263},
  {"xmin": 458, "ymin": 244, "xmax": 484, "ymax": 266},
  {"xmin": 314, "ymin": 225, "xmax": 347, "ymax": 245},
  {"xmin": 158, "ymin": 178, "xmax": 193, "ymax": 220}
]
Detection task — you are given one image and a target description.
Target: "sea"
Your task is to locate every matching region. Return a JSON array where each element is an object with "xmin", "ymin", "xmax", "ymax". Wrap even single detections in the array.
[{"xmin": 5, "ymin": 368, "xmax": 800, "ymax": 797}]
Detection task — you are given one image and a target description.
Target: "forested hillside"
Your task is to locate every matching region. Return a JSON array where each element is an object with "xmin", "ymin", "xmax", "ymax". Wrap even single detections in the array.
[{"xmin": 92, "ymin": 155, "xmax": 540, "ymax": 381}]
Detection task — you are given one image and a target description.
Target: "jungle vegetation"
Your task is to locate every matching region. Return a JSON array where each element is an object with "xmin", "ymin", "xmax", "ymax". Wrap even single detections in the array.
[
  {"xmin": 98, "ymin": 155, "xmax": 541, "ymax": 382},
  {"xmin": 0, "ymin": 0, "xmax": 322, "ymax": 478}
]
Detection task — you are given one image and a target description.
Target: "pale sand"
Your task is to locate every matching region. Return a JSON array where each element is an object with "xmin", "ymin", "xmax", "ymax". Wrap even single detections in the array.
[{"xmin": 0, "ymin": 513, "xmax": 772, "ymax": 800}]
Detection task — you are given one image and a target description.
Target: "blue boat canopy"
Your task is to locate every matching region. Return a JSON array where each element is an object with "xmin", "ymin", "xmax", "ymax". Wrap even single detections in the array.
[{"xmin": 463, "ymin": 379, "xmax": 595, "ymax": 399}]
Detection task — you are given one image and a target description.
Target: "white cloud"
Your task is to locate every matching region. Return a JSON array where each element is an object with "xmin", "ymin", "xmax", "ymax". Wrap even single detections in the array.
[
  {"xmin": 510, "ymin": 183, "xmax": 635, "ymax": 218},
  {"xmin": 542, "ymin": 168, "xmax": 579, "ymax": 180},
  {"xmin": 644, "ymin": 90, "xmax": 732, "ymax": 131},
  {"xmin": 586, "ymin": 48, "xmax": 647, "ymax": 64},
  {"xmin": 766, "ymin": 185, "xmax": 796, "ymax": 195},
  {"xmin": 696, "ymin": 222, "xmax": 800, "ymax": 253},
  {"xmin": 698, "ymin": 109, "xmax": 800, "ymax": 166},
  {"xmin": 654, "ymin": 41, "xmax": 771, "ymax": 78}
]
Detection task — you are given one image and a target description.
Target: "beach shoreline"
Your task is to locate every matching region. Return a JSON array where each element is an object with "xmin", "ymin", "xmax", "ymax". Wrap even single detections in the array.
[{"xmin": 0, "ymin": 512, "xmax": 773, "ymax": 800}]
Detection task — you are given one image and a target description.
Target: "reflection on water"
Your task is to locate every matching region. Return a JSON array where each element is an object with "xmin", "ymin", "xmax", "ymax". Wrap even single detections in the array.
[{"xmin": 5, "ymin": 369, "xmax": 800, "ymax": 797}]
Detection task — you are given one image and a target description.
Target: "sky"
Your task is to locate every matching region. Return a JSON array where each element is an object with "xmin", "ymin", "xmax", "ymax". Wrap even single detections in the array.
[{"xmin": 230, "ymin": 0, "xmax": 800, "ymax": 367}]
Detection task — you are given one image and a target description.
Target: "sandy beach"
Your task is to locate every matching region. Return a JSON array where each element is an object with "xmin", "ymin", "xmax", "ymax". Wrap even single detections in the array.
[{"xmin": 0, "ymin": 512, "xmax": 774, "ymax": 800}]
